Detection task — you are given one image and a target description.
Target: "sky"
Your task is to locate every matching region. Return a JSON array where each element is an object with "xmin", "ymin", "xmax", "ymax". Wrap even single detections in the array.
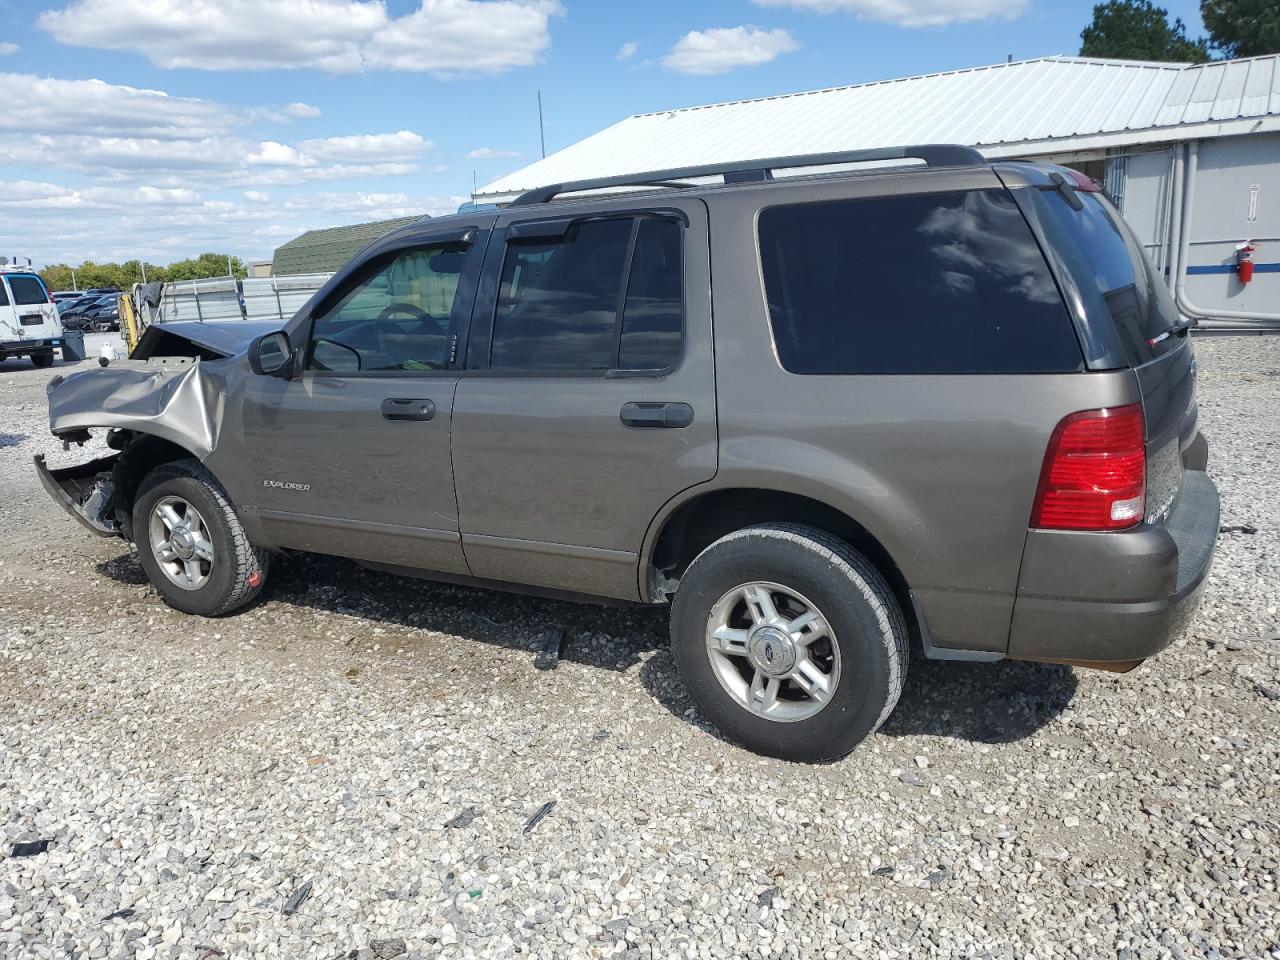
[{"xmin": 0, "ymin": 0, "xmax": 1209, "ymax": 270}]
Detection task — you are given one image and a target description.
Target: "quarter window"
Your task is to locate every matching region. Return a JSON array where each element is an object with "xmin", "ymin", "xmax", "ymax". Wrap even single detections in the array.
[
  {"xmin": 758, "ymin": 189, "xmax": 1083, "ymax": 375},
  {"xmin": 490, "ymin": 216, "xmax": 683, "ymax": 372},
  {"xmin": 307, "ymin": 244, "xmax": 469, "ymax": 373}
]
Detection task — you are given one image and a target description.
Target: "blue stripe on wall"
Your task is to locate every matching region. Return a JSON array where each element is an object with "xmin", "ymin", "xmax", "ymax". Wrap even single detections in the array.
[{"xmin": 1185, "ymin": 263, "xmax": 1280, "ymax": 275}]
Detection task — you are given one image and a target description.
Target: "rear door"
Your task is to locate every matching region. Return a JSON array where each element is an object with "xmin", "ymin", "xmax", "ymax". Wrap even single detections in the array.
[
  {"xmin": 1, "ymin": 274, "xmax": 60, "ymax": 342},
  {"xmin": 237, "ymin": 229, "xmax": 487, "ymax": 574},
  {"xmin": 451, "ymin": 198, "xmax": 716, "ymax": 600}
]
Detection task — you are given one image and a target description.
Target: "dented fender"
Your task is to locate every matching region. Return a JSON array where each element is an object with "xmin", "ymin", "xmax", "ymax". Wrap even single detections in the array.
[{"xmin": 46, "ymin": 358, "xmax": 227, "ymax": 459}]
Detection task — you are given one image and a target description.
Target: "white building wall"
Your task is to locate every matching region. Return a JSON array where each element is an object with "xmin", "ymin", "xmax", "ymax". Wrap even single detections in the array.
[
  {"xmin": 1182, "ymin": 133, "xmax": 1280, "ymax": 317},
  {"xmin": 1119, "ymin": 133, "xmax": 1280, "ymax": 319}
]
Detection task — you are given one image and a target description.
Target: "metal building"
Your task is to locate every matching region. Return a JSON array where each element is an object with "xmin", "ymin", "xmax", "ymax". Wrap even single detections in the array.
[{"xmin": 477, "ymin": 55, "xmax": 1280, "ymax": 329}]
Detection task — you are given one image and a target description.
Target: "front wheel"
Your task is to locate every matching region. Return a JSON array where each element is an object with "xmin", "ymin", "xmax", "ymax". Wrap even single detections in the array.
[
  {"xmin": 132, "ymin": 459, "xmax": 269, "ymax": 616},
  {"xmin": 31, "ymin": 351, "xmax": 55, "ymax": 368},
  {"xmin": 670, "ymin": 523, "xmax": 908, "ymax": 762}
]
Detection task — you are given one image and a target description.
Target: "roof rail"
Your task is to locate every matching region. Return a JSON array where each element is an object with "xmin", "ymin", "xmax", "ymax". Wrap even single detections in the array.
[{"xmin": 509, "ymin": 144, "xmax": 986, "ymax": 206}]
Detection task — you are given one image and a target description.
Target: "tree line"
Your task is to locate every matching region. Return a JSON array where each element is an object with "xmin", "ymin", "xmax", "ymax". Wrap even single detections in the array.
[
  {"xmin": 1081, "ymin": 0, "xmax": 1280, "ymax": 63},
  {"xmin": 40, "ymin": 252, "xmax": 249, "ymax": 293}
]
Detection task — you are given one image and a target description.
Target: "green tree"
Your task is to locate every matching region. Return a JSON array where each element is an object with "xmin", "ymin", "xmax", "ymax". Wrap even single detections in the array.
[
  {"xmin": 40, "ymin": 252, "xmax": 244, "ymax": 291},
  {"xmin": 1201, "ymin": 0, "xmax": 1280, "ymax": 58},
  {"xmin": 163, "ymin": 252, "xmax": 246, "ymax": 282},
  {"xmin": 1080, "ymin": 0, "xmax": 1211, "ymax": 61}
]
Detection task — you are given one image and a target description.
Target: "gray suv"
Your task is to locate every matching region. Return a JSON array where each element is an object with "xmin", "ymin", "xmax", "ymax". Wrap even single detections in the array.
[{"xmin": 38, "ymin": 146, "xmax": 1220, "ymax": 761}]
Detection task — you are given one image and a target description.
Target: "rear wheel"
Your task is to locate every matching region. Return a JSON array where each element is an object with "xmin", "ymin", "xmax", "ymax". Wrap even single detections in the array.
[
  {"xmin": 670, "ymin": 523, "xmax": 908, "ymax": 762},
  {"xmin": 31, "ymin": 351, "xmax": 55, "ymax": 368},
  {"xmin": 132, "ymin": 459, "xmax": 269, "ymax": 616}
]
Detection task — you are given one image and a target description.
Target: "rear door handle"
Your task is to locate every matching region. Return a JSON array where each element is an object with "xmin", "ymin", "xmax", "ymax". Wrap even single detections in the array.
[
  {"xmin": 381, "ymin": 398, "xmax": 435, "ymax": 421},
  {"xmin": 620, "ymin": 401, "xmax": 694, "ymax": 429}
]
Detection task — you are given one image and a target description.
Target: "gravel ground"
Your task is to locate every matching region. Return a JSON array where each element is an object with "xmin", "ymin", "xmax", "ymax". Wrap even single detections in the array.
[{"xmin": 2, "ymin": 336, "xmax": 1278, "ymax": 960}]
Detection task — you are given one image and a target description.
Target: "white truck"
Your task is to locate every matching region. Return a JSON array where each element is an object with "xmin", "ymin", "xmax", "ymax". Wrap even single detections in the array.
[{"xmin": 0, "ymin": 258, "xmax": 64, "ymax": 367}]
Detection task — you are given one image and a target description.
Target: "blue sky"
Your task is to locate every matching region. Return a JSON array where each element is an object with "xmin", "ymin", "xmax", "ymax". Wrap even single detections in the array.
[{"xmin": 0, "ymin": 0, "xmax": 1209, "ymax": 268}]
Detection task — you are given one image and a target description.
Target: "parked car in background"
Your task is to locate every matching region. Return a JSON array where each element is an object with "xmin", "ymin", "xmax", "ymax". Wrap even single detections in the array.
[
  {"xmin": 0, "ymin": 268, "xmax": 63, "ymax": 367},
  {"xmin": 53, "ymin": 290, "xmax": 86, "ymax": 303},
  {"xmin": 80, "ymin": 295, "xmax": 121, "ymax": 332},
  {"xmin": 37, "ymin": 146, "xmax": 1219, "ymax": 761},
  {"xmin": 59, "ymin": 295, "xmax": 104, "ymax": 323}
]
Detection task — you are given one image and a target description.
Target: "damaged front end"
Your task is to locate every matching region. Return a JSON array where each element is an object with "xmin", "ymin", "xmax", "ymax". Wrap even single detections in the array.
[
  {"xmin": 35, "ymin": 452, "xmax": 121, "ymax": 536},
  {"xmin": 35, "ymin": 325, "xmax": 245, "ymax": 540}
]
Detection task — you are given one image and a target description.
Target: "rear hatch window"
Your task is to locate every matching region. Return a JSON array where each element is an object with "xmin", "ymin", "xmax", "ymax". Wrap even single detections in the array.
[
  {"xmin": 1018, "ymin": 186, "xmax": 1182, "ymax": 368},
  {"xmin": 6, "ymin": 274, "xmax": 51, "ymax": 306}
]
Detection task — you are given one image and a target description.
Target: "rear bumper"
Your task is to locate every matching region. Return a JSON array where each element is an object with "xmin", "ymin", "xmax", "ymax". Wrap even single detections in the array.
[{"xmin": 1007, "ymin": 469, "xmax": 1220, "ymax": 667}]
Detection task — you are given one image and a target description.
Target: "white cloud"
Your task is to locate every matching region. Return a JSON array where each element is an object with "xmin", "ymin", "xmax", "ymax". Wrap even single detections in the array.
[
  {"xmin": 38, "ymin": 0, "xmax": 562, "ymax": 74},
  {"xmin": 0, "ymin": 182, "xmax": 468, "ymax": 267},
  {"xmin": 243, "ymin": 190, "xmax": 271, "ymax": 203},
  {"xmin": 617, "ymin": 41, "xmax": 639, "ymax": 61},
  {"xmin": 751, "ymin": 0, "xmax": 1026, "ymax": 28},
  {"xmin": 283, "ymin": 101, "xmax": 322, "ymax": 118},
  {"xmin": 301, "ymin": 131, "xmax": 431, "ymax": 163},
  {"xmin": 364, "ymin": 0, "xmax": 563, "ymax": 74},
  {"xmin": 662, "ymin": 26, "xmax": 798, "ymax": 75},
  {"xmin": 246, "ymin": 141, "xmax": 316, "ymax": 168},
  {"xmin": 0, "ymin": 71, "xmax": 434, "ymax": 186},
  {"xmin": 466, "ymin": 146, "xmax": 521, "ymax": 160},
  {"xmin": 0, "ymin": 72, "xmax": 237, "ymax": 139},
  {"xmin": 0, "ymin": 43, "xmax": 18, "ymax": 56}
]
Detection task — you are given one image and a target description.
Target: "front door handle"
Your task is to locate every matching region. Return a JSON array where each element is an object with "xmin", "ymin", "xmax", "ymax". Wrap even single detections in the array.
[
  {"xmin": 620, "ymin": 401, "xmax": 694, "ymax": 429},
  {"xmin": 381, "ymin": 398, "xmax": 435, "ymax": 421}
]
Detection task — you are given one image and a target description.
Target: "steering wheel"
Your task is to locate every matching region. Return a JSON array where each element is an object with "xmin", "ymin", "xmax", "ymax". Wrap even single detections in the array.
[{"xmin": 377, "ymin": 302, "xmax": 431, "ymax": 323}]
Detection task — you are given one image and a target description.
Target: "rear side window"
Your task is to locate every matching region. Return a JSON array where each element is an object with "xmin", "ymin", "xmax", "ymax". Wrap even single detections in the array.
[
  {"xmin": 7, "ymin": 275, "xmax": 49, "ymax": 306},
  {"xmin": 1023, "ymin": 189, "xmax": 1179, "ymax": 365},
  {"xmin": 491, "ymin": 215, "xmax": 683, "ymax": 372},
  {"xmin": 0, "ymin": 282, "xmax": 8, "ymax": 306},
  {"xmin": 758, "ymin": 189, "xmax": 1082, "ymax": 375}
]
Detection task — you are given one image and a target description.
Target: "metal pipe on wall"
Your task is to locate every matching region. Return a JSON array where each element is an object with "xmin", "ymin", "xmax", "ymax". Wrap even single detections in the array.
[{"xmin": 1165, "ymin": 147, "xmax": 1183, "ymax": 295}]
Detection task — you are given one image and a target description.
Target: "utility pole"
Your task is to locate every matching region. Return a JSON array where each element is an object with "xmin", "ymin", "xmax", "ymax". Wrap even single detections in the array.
[
  {"xmin": 227, "ymin": 255, "xmax": 234, "ymax": 278},
  {"xmin": 140, "ymin": 261, "xmax": 148, "ymax": 284},
  {"xmin": 70, "ymin": 267, "xmax": 77, "ymax": 291},
  {"xmin": 537, "ymin": 90, "xmax": 546, "ymax": 158}
]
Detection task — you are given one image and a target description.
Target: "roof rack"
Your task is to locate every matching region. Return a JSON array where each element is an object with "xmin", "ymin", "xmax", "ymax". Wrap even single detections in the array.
[{"xmin": 510, "ymin": 144, "xmax": 986, "ymax": 206}]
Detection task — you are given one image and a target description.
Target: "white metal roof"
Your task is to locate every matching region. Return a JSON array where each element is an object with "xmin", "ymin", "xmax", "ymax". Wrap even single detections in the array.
[{"xmin": 477, "ymin": 54, "xmax": 1280, "ymax": 201}]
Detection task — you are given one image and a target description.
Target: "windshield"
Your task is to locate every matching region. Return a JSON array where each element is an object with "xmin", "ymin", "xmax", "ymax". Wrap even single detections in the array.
[{"xmin": 6, "ymin": 274, "xmax": 50, "ymax": 306}]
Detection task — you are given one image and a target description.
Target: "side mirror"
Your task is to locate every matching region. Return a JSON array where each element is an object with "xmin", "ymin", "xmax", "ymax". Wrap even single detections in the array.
[{"xmin": 249, "ymin": 331, "xmax": 293, "ymax": 377}]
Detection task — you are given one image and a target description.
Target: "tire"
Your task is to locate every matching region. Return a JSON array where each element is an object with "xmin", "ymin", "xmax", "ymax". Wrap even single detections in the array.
[
  {"xmin": 670, "ymin": 523, "xmax": 908, "ymax": 762},
  {"xmin": 132, "ymin": 459, "xmax": 269, "ymax": 617},
  {"xmin": 31, "ymin": 351, "xmax": 55, "ymax": 368}
]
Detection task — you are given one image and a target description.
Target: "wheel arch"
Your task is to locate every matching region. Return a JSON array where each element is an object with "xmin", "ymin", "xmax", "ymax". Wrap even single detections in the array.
[
  {"xmin": 112, "ymin": 432, "xmax": 218, "ymax": 540},
  {"xmin": 641, "ymin": 485, "xmax": 919, "ymax": 637}
]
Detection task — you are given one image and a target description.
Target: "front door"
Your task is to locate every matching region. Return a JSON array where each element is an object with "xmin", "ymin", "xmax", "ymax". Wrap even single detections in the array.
[
  {"xmin": 451, "ymin": 200, "xmax": 717, "ymax": 600},
  {"xmin": 237, "ymin": 235, "xmax": 486, "ymax": 574}
]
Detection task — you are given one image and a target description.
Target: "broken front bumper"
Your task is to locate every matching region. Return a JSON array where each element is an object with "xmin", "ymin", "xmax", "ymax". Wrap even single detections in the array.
[{"xmin": 34, "ymin": 453, "xmax": 121, "ymax": 537}]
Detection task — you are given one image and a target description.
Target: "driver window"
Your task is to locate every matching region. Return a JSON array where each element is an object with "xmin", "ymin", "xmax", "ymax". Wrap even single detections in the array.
[{"xmin": 306, "ymin": 243, "xmax": 467, "ymax": 373}]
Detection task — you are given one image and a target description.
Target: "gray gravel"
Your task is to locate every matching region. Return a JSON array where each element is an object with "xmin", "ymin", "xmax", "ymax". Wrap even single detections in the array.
[{"xmin": 2, "ymin": 336, "xmax": 1279, "ymax": 960}]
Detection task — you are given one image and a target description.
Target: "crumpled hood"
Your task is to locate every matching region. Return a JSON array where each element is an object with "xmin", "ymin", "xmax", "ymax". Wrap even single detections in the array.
[
  {"xmin": 135, "ymin": 320, "xmax": 280, "ymax": 359},
  {"xmin": 46, "ymin": 360, "xmax": 227, "ymax": 459}
]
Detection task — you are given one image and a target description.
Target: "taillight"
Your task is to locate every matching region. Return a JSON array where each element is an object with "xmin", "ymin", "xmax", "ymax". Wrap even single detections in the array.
[{"xmin": 1031, "ymin": 404, "xmax": 1146, "ymax": 531}]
